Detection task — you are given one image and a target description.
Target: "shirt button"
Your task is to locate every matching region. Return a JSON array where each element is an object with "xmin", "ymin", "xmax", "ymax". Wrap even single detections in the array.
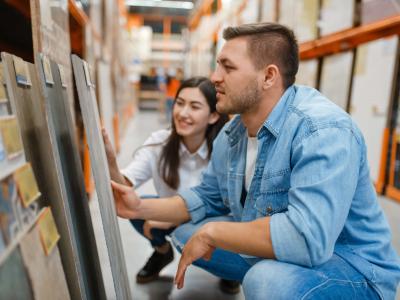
[{"xmin": 267, "ymin": 206, "xmax": 273, "ymax": 213}]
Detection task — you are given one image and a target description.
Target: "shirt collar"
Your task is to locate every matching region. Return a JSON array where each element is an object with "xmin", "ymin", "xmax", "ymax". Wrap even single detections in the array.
[
  {"xmin": 179, "ymin": 139, "xmax": 208, "ymax": 160},
  {"xmin": 261, "ymin": 85, "xmax": 296, "ymax": 138}
]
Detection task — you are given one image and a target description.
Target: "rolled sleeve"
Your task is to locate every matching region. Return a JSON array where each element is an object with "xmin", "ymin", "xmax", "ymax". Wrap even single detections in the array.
[
  {"xmin": 179, "ymin": 188, "xmax": 207, "ymax": 223},
  {"xmin": 120, "ymin": 168, "xmax": 138, "ymax": 187},
  {"xmin": 270, "ymin": 213, "xmax": 311, "ymax": 267}
]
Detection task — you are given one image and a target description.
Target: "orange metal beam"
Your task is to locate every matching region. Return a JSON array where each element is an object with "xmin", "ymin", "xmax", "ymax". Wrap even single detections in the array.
[
  {"xmin": 189, "ymin": 0, "xmax": 214, "ymax": 30},
  {"xmin": 129, "ymin": 13, "xmax": 187, "ymax": 23},
  {"xmin": 300, "ymin": 14, "xmax": 400, "ymax": 60},
  {"xmin": 376, "ymin": 128, "xmax": 390, "ymax": 194},
  {"xmin": 385, "ymin": 185, "xmax": 400, "ymax": 204},
  {"xmin": 68, "ymin": 0, "xmax": 88, "ymax": 27}
]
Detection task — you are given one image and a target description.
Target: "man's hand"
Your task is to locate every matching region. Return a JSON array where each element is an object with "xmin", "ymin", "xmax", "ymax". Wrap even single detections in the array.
[
  {"xmin": 111, "ymin": 180, "xmax": 140, "ymax": 219},
  {"xmin": 175, "ymin": 224, "xmax": 216, "ymax": 289},
  {"xmin": 174, "ymin": 219, "xmax": 276, "ymax": 289}
]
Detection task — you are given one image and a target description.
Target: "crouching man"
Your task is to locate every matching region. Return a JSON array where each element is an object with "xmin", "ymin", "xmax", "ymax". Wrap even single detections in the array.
[{"xmin": 111, "ymin": 23, "xmax": 400, "ymax": 299}]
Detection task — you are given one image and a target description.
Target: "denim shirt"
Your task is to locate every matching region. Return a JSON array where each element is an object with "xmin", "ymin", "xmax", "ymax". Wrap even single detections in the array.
[{"xmin": 180, "ymin": 85, "xmax": 400, "ymax": 299}]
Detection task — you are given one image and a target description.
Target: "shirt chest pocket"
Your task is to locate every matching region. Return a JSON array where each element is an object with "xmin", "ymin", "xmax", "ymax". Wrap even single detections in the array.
[
  {"xmin": 217, "ymin": 172, "xmax": 229, "ymax": 208},
  {"xmin": 254, "ymin": 169, "xmax": 290, "ymax": 217}
]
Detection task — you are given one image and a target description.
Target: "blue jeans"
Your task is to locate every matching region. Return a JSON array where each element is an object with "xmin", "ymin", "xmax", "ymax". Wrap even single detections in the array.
[
  {"xmin": 130, "ymin": 195, "xmax": 175, "ymax": 248},
  {"xmin": 130, "ymin": 219, "xmax": 175, "ymax": 247},
  {"xmin": 171, "ymin": 216, "xmax": 381, "ymax": 300}
]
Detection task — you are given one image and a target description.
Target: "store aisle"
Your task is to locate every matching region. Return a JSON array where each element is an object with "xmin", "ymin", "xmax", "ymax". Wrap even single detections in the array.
[{"xmin": 94, "ymin": 110, "xmax": 400, "ymax": 300}]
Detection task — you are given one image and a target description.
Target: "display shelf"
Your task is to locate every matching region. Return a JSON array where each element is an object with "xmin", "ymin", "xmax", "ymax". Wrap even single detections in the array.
[
  {"xmin": 0, "ymin": 1, "xmax": 33, "ymax": 62},
  {"xmin": 300, "ymin": 14, "xmax": 400, "ymax": 60},
  {"xmin": 0, "ymin": 207, "xmax": 45, "ymax": 267},
  {"xmin": 3, "ymin": 0, "xmax": 30, "ymax": 19},
  {"xmin": 0, "ymin": 157, "xmax": 26, "ymax": 183}
]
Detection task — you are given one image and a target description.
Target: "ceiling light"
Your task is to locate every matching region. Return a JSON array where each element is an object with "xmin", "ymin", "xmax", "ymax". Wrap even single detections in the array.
[{"xmin": 126, "ymin": 0, "xmax": 194, "ymax": 10}]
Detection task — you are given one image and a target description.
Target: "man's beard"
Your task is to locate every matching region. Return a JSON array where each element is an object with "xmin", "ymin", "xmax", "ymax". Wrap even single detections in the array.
[{"xmin": 217, "ymin": 80, "xmax": 261, "ymax": 115}]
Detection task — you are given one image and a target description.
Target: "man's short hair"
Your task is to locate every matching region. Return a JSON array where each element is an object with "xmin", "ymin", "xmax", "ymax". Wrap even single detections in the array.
[{"xmin": 223, "ymin": 23, "xmax": 299, "ymax": 88}]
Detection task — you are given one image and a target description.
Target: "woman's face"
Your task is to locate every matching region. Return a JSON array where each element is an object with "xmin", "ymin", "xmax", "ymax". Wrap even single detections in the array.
[{"xmin": 173, "ymin": 87, "xmax": 217, "ymax": 138}]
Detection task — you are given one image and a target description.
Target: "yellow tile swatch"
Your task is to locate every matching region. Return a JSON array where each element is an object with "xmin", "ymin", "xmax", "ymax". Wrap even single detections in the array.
[
  {"xmin": 0, "ymin": 116, "xmax": 23, "ymax": 159},
  {"xmin": 14, "ymin": 163, "xmax": 41, "ymax": 207},
  {"xmin": 37, "ymin": 208, "xmax": 60, "ymax": 256}
]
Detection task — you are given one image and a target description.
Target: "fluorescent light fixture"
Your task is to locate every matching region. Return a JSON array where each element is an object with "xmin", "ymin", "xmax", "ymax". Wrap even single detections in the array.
[{"xmin": 126, "ymin": 0, "xmax": 194, "ymax": 10}]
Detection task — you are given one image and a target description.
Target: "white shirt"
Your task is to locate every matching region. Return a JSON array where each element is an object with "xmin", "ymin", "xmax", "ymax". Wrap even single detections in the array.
[
  {"xmin": 121, "ymin": 129, "xmax": 209, "ymax": 197},
  {"xmin": 245, "ymin": 135, "xmax": 258, "ymax": 191}
]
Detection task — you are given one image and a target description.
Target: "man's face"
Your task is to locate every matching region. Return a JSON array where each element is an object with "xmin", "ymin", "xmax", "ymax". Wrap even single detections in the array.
[{"xmin": 211, "ymin": 37, "xmax": 262, "ymax": 115}]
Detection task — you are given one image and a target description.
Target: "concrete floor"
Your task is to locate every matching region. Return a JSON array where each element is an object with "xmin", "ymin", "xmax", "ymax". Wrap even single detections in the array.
[{"xmin": 92, "ymin": 110, "xmax": 400, "ymax": 299}]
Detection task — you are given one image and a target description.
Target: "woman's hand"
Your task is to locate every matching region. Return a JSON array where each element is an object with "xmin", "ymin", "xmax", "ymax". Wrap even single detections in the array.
[
  {"xmin": 102, "ymin": 128, "xmax": 118, "ymax": 170},
  {"xmin": 143, "ymin": 220, "xmax": 154, "ymax": 240},
  {"xmin": 102, "ymin": 128, "xmax": 132, "ymax": 186},
  {"xmin": 111, "ymin": 180, "xmax": 141, "ymax": 219},
  {"xmin": 143, "ymin": 221, "xmax": 175, "ymax": 240}
]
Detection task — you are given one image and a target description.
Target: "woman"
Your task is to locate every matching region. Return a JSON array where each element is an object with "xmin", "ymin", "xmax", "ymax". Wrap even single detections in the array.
[{"xmin": 103, "ymin": 77, "xmax": 230, "ymax": 286}]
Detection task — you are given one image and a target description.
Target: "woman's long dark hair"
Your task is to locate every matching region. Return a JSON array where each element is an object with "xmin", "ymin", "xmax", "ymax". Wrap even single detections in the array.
[{"xmin": 159, "ymin": 76, "xmax": 229, "ymax": 190}]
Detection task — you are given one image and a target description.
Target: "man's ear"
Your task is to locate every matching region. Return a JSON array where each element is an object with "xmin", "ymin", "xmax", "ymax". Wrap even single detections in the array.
[
  {"xmin": 208, "ymin": 112, "xmax": 220, "ymax": 125},
  {"xmin": 262, "ymin": 64, "xmax": 279, "ymax": 90}
]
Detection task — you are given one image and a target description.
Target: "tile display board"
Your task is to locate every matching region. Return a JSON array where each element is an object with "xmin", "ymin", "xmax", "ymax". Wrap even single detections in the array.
[
  {"xmin": 1, "ymin": 52, "xmax": 85, "ymax": 299},
  {"xmin": 296, "ymin": 60, "xmax": 319, "ymax": 88},
  {"xmin": 349, "ymin": 36, "xmax": 399, "ymax": 183},
  {"xmin": 71, "ymin": 54, "xmax": 132, "ymax": 300},
  {"xmin": 20, "ymin": 223, "xmax": 70, "ymax": 300},
  {"xmin": 319, "ymin": 52, "xmax": 354, "ymax": 110},
  {"xmin": 278, "ymin": 0, "xmax": 319, "ymax": 43},
  {"xmin": 261, "ymin": 0, "xmax": 277, "ymax": 22},
  {"xmin": 361, "ymin": 0, "xmax": 400, "ymax": 25},
  {"xmin": 320, "ymin": 0, "xmax": 355, "ymax": 35},
  {"xmin": 0, "ymin": 59, "xmax": 69, "ymax": 299},
  {"xmin": 279, "ymin": 0, "xmax": 320, "ymax": 88},
  {"xmin": 37, "ymin": 53, "xmax": 107, "ymax": 300},
  {"xmin": 0, "ymin": 249, "xmax": 33, "ymax": 299}
]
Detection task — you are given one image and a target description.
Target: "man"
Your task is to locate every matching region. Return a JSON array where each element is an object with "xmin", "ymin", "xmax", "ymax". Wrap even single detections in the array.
[{"xmin": 110, "ymin": 23, "xmax": 400, "ymax": 299}]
